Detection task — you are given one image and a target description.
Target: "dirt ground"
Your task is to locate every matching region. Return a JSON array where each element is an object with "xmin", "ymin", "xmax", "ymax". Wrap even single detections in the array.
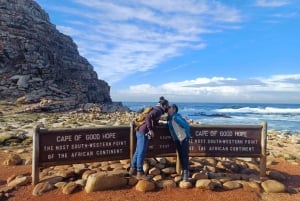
[{"xmin": 0, "ymin": 154, "xmax": 299, "ymax": 201}]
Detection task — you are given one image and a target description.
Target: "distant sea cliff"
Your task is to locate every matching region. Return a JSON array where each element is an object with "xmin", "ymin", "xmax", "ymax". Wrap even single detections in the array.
[{"xmin": 0, "ymin": 0, "xmax": 112, "ymax": 112}]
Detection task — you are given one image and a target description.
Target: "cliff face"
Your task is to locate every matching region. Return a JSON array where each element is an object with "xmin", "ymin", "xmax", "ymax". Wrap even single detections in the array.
[{"xmin": 0, "ymin": 0, "xmax": 112, "ymax": 111}]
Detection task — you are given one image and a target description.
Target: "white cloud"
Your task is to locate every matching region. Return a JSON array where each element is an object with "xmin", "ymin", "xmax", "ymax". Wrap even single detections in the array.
[
  {"xmin": 256, "ymin": 0, "xmax": 291, "ymax": 7},
  {"xmin": 112, "ymin": 74, "xmax": 300, "ymax": 103},
  {"xmin": 51, "ymin": 0, "xmax": 242, "ymax": 84}
]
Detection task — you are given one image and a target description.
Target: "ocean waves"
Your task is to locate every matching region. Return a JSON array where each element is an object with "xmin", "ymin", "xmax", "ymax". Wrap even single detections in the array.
[{"xmin": 123, "ymin": 102, "xmax": 300, "ymax": 133}]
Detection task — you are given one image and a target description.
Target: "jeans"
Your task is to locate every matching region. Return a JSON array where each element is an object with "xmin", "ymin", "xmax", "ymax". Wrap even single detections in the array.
[
  {"xmin": 174, "ymin": 138, "xmax": 189, "ymax": 170},
  {"xmin": 131, "ymin": 131, "xmax": 150, "ymax": 172}
]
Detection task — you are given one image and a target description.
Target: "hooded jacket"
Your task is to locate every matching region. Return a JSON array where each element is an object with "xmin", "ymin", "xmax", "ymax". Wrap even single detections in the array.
[{"xmin": 167, "ymin": 113, "xmax": 190, "ymax": 142}]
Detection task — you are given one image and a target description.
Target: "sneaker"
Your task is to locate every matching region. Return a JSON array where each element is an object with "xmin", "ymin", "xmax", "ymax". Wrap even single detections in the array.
[
  {"xmin": 136, "ymin": 172, "xmax": 151, "ymax": 180},
  {"xmin": 128, "ymin": 168, "xmax": 137, "ymax": 176}
]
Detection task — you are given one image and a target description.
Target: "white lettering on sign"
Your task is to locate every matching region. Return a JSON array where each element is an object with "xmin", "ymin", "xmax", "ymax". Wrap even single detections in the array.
[
  {"xmin": 195, "ymin": 130, "xmax": 209, "ymax": 137},
  {"xmin": 102, "ymin": 132, "xmax": 116, "ymax": 139},
  {"xmin": 197, "ymin": 146, "xmax": 206, "ymax": 151},
  {"xmin": 58, "ymin": 153, "xmax": 68, "ymax": 159},
  {"xmin": 85, "ymin": 134, "xmax": 101, "ymax": 140},
  {"xmin": 95, "ymin": 149, "xmax": 123, "ymax": 156},
  {"xmin": 71, "ymin": 151, "xmax": 94, "ymax": 157},
  {"xmin": 235, "ymin": 131, "xmax": 247, "ymax": 137},
  {"xmin": 210, "ymin": 130, "xmax": 218, "ymax": 136},
  {"xmin": 159, "ymin": 144, "xmax": 170, "ymax": 149},
  {"xmin": 44, "ymin": 145, "xmax": 53, "ymax": 151},
  {"xmin": 244, "ymin": 139, "xmax": 258, "ymax": 144},
  {"xmin": 57, "ymin": 135, "xmax": 72, "ymax": 142},
  {"xmin": 160, "ymin": 136, "xmax": 172, "ymax": 140},
  {"xmin": 55, "ymin": 144, "xmax": 70, "ymax": 151},
  {"xmin": 219, "ymin": 131, "xmax": 233, "ymax": 137},
  {"xmin": 190, "ymin": 139, "xmax": 206, "ymax": 144},
  {"xmin": 229, "ymin": 146, "xmax": 255, "ymax": 152}
]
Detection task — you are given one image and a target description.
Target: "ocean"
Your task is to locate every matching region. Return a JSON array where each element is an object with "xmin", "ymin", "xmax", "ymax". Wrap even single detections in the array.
[{"xmin": 123, "ymin": 102, "xmax": 300, "ymax": 134}]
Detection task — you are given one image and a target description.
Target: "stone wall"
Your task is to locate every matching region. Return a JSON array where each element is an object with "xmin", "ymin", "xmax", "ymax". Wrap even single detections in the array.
[{"xmin": 0, "ymin": 0, "xmax": 112, "ymax": 110}]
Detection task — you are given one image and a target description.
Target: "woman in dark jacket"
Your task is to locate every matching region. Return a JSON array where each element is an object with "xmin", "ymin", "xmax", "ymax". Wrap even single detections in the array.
[
  {"xmin": 129, "ymin": 97, "xmax": 169, "ymax": 180},
  {"xmin": 167, "ymin": 104, "xmax": 190, "ymax": 181}
]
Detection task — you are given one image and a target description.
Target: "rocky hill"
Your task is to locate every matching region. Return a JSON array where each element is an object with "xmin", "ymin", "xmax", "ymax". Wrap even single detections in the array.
[{"xmin": 0, "ymin": 0, "xmax": 112, "ymax": 111}]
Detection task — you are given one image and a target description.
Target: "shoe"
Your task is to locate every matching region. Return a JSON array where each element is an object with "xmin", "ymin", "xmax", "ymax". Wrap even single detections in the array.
[
  {"xmin": 182, "ymin": 170, "xmax": 189, "ymax": 182},
  {"xmin": 136, "ymin": 172, "xmax": 150, "ymax": 180},
  {"xmin": 128, "ymin": 168, "xmax": 137, "ymax": 176}
]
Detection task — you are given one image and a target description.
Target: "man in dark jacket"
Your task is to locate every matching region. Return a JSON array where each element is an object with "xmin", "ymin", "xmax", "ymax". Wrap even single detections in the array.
[{"xmin": 129, "ymin": 97, "xmax": 169, "ymax": 180}]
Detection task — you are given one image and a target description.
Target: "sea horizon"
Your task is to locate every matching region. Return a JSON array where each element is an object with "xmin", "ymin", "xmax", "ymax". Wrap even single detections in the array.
[{"xmin": 122, "ymin": 101, "xmax": 300, "ymax": 134}]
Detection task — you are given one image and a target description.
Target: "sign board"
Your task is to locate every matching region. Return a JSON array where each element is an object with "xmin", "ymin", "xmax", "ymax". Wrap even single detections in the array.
[
  {"xmin": 147, "ymin": 126, "xmax": 177, "ymax": 157},
  {"xmin": 32, "ymin": 126, "xmax": 131, "ymax": 185},
  {"xmin": 189, "ymin": 125, "xmax": 263, "ymax": 157},
  {"xmin": 33, "ymin": 122, "xmax": 267, "ymax": 185}
]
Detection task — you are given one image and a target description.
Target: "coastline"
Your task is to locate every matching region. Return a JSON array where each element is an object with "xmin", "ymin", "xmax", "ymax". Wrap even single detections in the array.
[{"xmin": 0, "ymin": 102, "xmax": 299, "ymax": 200}]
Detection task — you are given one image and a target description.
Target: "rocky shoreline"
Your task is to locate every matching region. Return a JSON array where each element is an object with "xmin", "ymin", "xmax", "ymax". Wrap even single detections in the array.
[{"xmin": 0, "ymin": 102, "xmax": 300, "ymax": 200}]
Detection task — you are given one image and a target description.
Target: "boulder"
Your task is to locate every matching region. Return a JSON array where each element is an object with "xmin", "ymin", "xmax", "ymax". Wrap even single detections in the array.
[
  {"xmin": 85, "ymin": 172, "xmax": 127, "ymax": 193},
  {"xmin": 135, "ymin": 180, "xmax": 155, "ymax": 192},
  {"xmin": 261, "ymin": 180, "xmax": 286, "ymax": 193}
]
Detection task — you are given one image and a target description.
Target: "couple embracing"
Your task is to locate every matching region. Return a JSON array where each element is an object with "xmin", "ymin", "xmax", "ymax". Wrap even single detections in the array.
[{"xmin": 129, "ymin": 96, "xmax": 190, "ymax": 182}]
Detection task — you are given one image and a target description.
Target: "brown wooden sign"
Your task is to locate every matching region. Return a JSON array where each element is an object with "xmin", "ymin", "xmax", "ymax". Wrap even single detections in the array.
[
  {"xmin": 33, "ymin": 122, "xmax": 267, "ymax": 185},
  {"xmin": 36, "ymin": 126, "xmax": 131, "ymax": 166},
  {"xmin": 146, "ymin": 126, "xmax": 177, "ymax": 157},
  {"xmin": 189, "ymin": 125, "xmax": 263, "ymax": 157}
]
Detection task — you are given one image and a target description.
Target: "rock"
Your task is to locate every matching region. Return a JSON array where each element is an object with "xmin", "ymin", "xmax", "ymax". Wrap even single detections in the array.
[
  {"xmin": 82, "ymin": 170, "xmax": 97, "ymax": 180},
  {"xmin": 156, "ymin": 157, "xmax": 167, "ymax": 164},
  {"xmin": 0, "ymin": 186, "xmax": 14, "ymax": 194},
  {"xmin": 149, "ymin": 167, "xmax": 161, "ymax": 176},
  {"xmin": 261, "ymin": 180, "xmax": 286, "ymax": 193},
  {"xmin": 267, "ymin": 170, "xmax": 287, "ymax": 181},
  {"xmin": 40, "ymin": 176, "xmax": 64, "ymax": 185},
  {"xmin": 161, "ymin": 167, "xmax": 176, "ymax": 174},
  {"xmin": 75, "ymin": 179, "xmax": 86, "ymax": 187},
  {"xmin": 7, "ymin": 176, "xmax": 31, "ymax": 188},
  {"xmin": 195, "ymin": 179, "xmax": 212, "ymax": 189},
  {"xmin": 286, "ymin": 187, "xmax": 298, "ymax": 194},
  {"xmin": 174, "ymin": 176, "xmax": 182, "ymax": 183},
  {"xmin": 156, "ymin": 179, "xmax": 176, "ymax": 189},
  {"xmin": 0, "ymin": 0, "xmax": 112, "ymax": 111},
  {"xmin": 147, "ymin": 158, "xmax": 158, "ymax": 166},
  {"xmin": 32, "ymin": 182, "xmax": 54, "ymax": 196},
  {"xmin": 54, "ymin": 182, "xmax": 67, "ymax": 189},
  {"xmin": 143, "ymin": 162, "xmax": 150, "ymax": 174},
  {"xmin": 6, "ymin": 175, "xmax": 17, "ymax": 184},
  {"xmin": 192, "ymin": 173, "xmax": 208, "ymax": 180},
  {"xmin": 152, "ymin": 175, "xmax": 163, "ymax": 182},
  {"xmin": 135, "ymin": 180, "xmax": 155, "ymax": 192},
  {"xmin": 62, "ymin": 182, "xmax": 78, "ymax": 195},
  {"xmin": 85, "ymin": 172, "xmax": 128, "ymax": 193},
  {"xmin": 179, "ymin": 181, "xmax": 193, "ymax": 189},
  {"xmin": 55, "ymin": 170, "xmax": 75, "ymax": 179},
  {"xmin": 3, "ymin": 154, "xmax": 22, "ymax": 165},
  {"xmin": 222, "ymin": 181, "xmax": 242, "ymax": 190},
  {"xmin": 128, "ymin": 177, "xmax": 138, "ymax": 186}
]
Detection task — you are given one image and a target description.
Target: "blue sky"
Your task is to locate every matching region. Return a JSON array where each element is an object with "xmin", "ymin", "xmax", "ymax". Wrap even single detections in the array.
[{"xmin": 35, "ymin": 0, "xmax": 300, "ymax": 103}]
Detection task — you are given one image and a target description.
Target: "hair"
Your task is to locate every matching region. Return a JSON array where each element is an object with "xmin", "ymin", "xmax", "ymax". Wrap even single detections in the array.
[
  {"xmin": 171, "ymin": 104, "xmax": 178, "ymax": 113},
  {"xmin": 158, "ymin": 96, "xmax": 169, "ymax": 106}
]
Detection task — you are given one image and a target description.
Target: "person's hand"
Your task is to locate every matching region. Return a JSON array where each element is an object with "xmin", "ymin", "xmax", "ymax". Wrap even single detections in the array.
[{"xmin": 149, "ymin": 130, "xmax": 155, "ymax": 138}]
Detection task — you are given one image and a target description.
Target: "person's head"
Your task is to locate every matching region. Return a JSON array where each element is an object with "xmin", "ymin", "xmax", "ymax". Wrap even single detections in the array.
[
  {"xmin": 158, "ymin": 96, "xmax": 169, "ymax": 113},
  {"xmin": 168, "ymin": 104, "xmax": 178, "ymax": 115}
]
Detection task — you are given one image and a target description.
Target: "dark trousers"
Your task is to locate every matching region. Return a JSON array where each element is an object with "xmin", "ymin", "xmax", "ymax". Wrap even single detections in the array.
[{"xmin": 174, "ymin": 138, "xmax": 189, "ymax": 170}]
